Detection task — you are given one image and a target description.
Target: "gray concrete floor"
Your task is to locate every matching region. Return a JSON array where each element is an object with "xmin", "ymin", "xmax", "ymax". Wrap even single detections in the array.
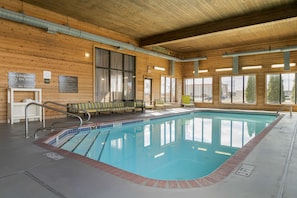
[{"xmin": 0, "ymin": 109, "xmax": 296, "ymax": 198}]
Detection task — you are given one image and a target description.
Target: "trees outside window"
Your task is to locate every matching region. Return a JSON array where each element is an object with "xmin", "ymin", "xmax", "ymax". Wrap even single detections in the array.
[
  {"xmin": 267, "ymin": 74, "xmax": 282, "ymax": 104},
  {"xmin": 245, "ymin": 75, "xmax": 256, "ymax": 103},
  {"xmin": 220, "ymin": 75, "xmax": 256, "ymax": 104},
  {"xmin": 266, "ymin": 73, "xmax": 295, "ymax": 104}
]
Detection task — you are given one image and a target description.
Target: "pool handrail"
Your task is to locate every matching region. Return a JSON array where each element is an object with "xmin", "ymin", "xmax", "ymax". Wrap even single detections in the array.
[
  {"xmin": 43, "ymin": 101, "xmax": 91, "ymax": 125},
  {"xmin": 25, "ymin": 102, "xmax": 83, "ymax": 139},
  {"xmin": 277, "ymin": 105, "xmax": 292, "ymax": 117}
]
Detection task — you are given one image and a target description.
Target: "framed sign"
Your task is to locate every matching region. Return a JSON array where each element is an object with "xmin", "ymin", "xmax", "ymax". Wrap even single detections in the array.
[
  {"xmin": 8, "ymin": 72, "xmax": 36, "ymax": 88},
  {"xmin": 59, "ymin": 75, "xmax": 78, "ymax": 93}
]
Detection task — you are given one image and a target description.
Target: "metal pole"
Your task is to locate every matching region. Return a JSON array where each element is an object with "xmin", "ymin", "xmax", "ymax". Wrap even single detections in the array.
[{"xmin": 25, "ymin": 104, "xmax": 31, "ymax": 139}]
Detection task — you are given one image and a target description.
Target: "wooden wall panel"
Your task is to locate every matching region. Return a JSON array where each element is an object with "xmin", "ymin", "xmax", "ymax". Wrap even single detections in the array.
[
  {"xmin": 0, "ymin": 16, "xmax": 95, "ymax": 121},
  {"xmin": 0, "ymin": 2, "xmax": 182, "ymax": 123},
  {"xmin": 135, "ymin": 54, "xmax": 182, "ymax": 102}
]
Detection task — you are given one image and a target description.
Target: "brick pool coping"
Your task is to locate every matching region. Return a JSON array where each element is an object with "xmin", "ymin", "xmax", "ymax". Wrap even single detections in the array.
[{"xmin": 35, "ymin": 114, "xmax": 283, "ymax": 189}]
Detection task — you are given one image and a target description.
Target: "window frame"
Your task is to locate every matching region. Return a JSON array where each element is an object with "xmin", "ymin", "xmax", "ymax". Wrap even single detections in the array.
[
  {"xmin": 184, "ymin": 77, "xmax": 213, "ymax": 103},
  {"xmin": 161, "ymin": 76, "xmax": 177, "ymax": 103},
  {"xmin": 266, "ymin": 73, "xmax": 296, "ymax": 105},
  {"xmin": 95, "ymin": 47, "xmax": 135, "ymax": 102},
  {"xmin": 220, "ymin": 74, "xmax": 256, "ymax": 104}
]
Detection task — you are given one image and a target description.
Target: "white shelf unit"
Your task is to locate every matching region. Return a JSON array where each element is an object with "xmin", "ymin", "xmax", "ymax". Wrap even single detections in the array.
[{"xmin": 7, "ymin": 88, "xmax": 42, "ymax": 124}]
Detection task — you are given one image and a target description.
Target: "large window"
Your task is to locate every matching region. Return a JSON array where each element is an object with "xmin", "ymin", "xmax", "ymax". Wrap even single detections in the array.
[
  {"xmin": 266, "ymin": 73, "xmax": 296, "ymax": 104},
  {"xmin": 184, "ymin": 77, "xmax": 213, "ymax": 103},
  {"xmin": 161, "ymin": 76, "xmax": 176, "ymax": 102},
  {"xmin": 95, "ymin": 48, "xmax": 135, "ymax": 102},
  {"xmin": 220, "ymin": 75, "xmax": 256, "ymax": 104},
  {"xmin": 184, "ymin": 78, "xmax": 194, "ymax": 98}
]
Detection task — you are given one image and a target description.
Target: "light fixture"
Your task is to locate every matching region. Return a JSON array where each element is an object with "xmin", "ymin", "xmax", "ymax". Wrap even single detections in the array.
[
  {"xmin": 85, "ymin": 52, "xmax": 90, "ymax": 58},
  {"xmin": 154, "ymin": 66, "xmax": 165, "ymax": 71},
  {"xmin": 241, "ymin": 65, "xmax": 263, "ymax": 70},
  {"xmin": 199, "ymin": 69, "xmax": 208, "ymax": 73},
  {"xmin": 215, "ymin": 68, "xmax": 232, "ymax": 72},
  {"xmin": 192, "ymin": 69, "xmax": 208, "ymax": 74},
  {"xmin": 271, "ymin": 63, "xmax": 296, "ymax": 68}
]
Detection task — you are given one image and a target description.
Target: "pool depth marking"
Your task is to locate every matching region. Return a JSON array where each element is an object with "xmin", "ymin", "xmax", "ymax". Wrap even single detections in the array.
[
  {"xmin": 235, "ymin": 164, "xmax": 255, "ymax": 177},
  {"xmin": 44, "ymin": 152, "xmax": 64, "ymax": 160}
]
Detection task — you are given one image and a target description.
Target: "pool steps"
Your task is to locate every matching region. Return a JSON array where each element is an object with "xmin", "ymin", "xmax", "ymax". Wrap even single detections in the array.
[
  {"xmin": 58, "ymin": 128, "xmax": 112, "ymax": 161},
  {"xmin": 86, "ymin": 131, "xmax": 109, "ymax": 160},
  {"xmin": 60, "ymin": 132, "xmax": 89, "ymax": 152},
  {"xmin": 72, "ymin": 130, "xmax": 100, "ymax": 156}
]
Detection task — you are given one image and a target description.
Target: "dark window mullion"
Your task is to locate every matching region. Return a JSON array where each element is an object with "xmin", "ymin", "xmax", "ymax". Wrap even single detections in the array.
[
  {"xmin": 192, "ymin": 78, "xmax": 194, "ymax": 101},
  {"xmin": 201, "ymin": 78, "xmax": 203, "ymax": 103},
  {"xmin": 108, "ymin": 51, "xmax": 111, "ymax": 102},
  {"xmin": 243, "ymin": 76, "xmax": 245, "ymax": 103},
  {"xmin": 279, "ymin": 74, "xmax": 282, "ymax": 104},
  {"xmin": 294, "ymin": 73, "xmax": 297, "ymax": 104},
  {"xmin": 231, "ymin": 76, "xmax": 233, "ymax": 103},
  {"xmin": 122, "ymin": 54, "xmax": 124, "ymax": 100}
]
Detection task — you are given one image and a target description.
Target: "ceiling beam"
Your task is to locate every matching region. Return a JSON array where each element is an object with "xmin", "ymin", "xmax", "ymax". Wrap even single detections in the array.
[{"xmin": 140, "ymin": 3, "xmax": 297, "ymax": 47}]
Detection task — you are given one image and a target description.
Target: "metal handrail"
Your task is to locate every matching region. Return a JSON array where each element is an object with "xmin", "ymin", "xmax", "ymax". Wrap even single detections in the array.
[
  {"xmin": 277, "ymin": 105, "xmax": 292, "ymax": 117},
  {"xmin": 25, "ymin": 102, "xmax": 83, "ymax": 139}
]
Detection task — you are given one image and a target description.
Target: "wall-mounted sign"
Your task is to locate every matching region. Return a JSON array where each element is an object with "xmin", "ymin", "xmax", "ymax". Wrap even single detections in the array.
[
  {"xmin": 59, "ymin": 75, "xmax": 78, "ymax": 93},
  {"xmin": 43, "ymin": 71, "xmax": 51, "ymax": 79},
  {"xmin": 43, "ymin": 71, "xmax": 51, "ymax": 84},
  {"xmin": 8, "ymin": 72, "xmax": 36, "ymax": 88}
]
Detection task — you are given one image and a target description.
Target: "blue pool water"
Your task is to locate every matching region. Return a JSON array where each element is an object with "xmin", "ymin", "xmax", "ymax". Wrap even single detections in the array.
[{"xmin": 56, "ymin": 111, "xmax": 276, "ymax": 180}]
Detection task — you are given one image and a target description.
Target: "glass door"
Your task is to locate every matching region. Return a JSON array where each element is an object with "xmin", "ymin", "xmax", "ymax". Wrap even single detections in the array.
[{"xmin": 144, "ymin": 78, "xmax": 152, "ymax": 105}]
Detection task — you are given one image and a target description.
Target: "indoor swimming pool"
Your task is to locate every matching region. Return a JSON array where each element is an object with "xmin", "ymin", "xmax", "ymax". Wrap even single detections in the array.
[{"xmin": 47, "ymin": 111, "xmax": 277, "ymax": 181}]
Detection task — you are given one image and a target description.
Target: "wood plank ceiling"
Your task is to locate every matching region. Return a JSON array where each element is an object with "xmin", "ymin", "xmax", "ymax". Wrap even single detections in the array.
[{"xmin": 22, "ymin": 0, "xmax": 297, "ymax": 56}]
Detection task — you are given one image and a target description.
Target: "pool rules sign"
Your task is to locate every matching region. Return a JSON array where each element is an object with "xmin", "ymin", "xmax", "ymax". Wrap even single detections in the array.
[{"xmin": 8, "ymin": 72, "xmax": 36, "ymax": 88}]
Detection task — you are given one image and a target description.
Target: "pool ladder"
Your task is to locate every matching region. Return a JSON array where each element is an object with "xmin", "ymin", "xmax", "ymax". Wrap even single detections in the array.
[
  {"xmin": 25, "ymin": 101, "xmax": 91, "ymax": 139},
  {"xmin": 276, "ymin": 105, "xmax": 292, "ymax": 117}
]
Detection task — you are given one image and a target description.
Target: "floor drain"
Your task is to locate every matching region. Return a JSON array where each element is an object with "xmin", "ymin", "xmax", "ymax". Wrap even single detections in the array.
[
  {"xmin": 45, "ymin": 152, "xmax": 64, "ymax": 160},
  {"xmin": 235, "ymin": 164, "xmax": 255, "ymax": 177}
]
